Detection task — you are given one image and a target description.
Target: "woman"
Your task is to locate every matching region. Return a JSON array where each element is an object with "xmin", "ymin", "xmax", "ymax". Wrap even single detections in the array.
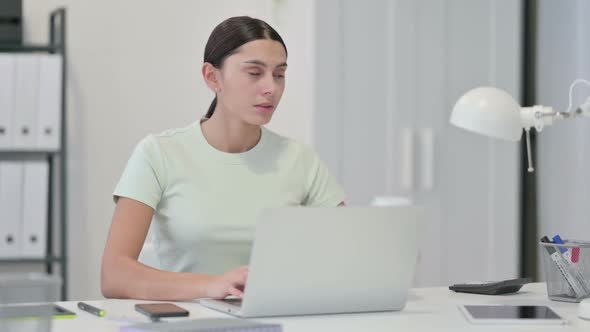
[{"xmin": 101, "ymin": 16, "xmax": 346, "ymax": 301}]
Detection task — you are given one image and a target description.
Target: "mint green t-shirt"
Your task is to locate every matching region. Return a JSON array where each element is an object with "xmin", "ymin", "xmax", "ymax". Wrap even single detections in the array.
[{"xmin": 113, "ymin": 120, "xmax": 346, "ymax": 275}]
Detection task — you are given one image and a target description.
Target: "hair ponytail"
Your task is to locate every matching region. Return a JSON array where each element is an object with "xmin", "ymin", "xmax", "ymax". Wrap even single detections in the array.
[{"xmin": 205, "ymin": 96, "xmax": 217, "ymax": 119}]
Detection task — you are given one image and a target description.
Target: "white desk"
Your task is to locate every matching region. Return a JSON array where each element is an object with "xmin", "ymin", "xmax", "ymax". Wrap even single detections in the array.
[{"xmin": 53, "ymin": 283, "xmax": 590, "ymax": 331}]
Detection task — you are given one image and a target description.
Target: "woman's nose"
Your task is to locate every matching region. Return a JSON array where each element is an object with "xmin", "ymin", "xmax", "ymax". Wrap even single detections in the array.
[{"xmin": 261, "ymin": 74, "xmax": 277, "ymax": 96}]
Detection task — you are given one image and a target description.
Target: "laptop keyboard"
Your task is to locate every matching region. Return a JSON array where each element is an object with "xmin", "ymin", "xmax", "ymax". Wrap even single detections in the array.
[{"xmin": 222, "ymin": 298, "xmax": 243, "ymax": 307}]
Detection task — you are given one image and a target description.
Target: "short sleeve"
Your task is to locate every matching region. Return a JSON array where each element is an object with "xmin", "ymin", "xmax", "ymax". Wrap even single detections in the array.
[
  {"xmin": 301, "ymin": 147, "xmax": 347, "ymax": 207},
  {"xmin": 113, "ymin": 135, "xmax": 166, "ymax": 210}
]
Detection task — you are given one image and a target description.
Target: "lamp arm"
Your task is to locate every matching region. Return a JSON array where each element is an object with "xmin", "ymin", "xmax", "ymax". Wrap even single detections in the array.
[
  {"xmin": 545, "ymin": 79, "xmax": 590, "ymax": 120},
  {"xmin": 521, "ymin": 79, "xmax": 590, "ymax": 128},
  {"xmin": 546, "ymin": 97, "xmax": 590, "ymax": 120},
  {"xmin": 518, "ymin": 79, "xmax": 590, "ymax": 173},
  {"xmin": 565, "ymin": 79, "xmax": 590, "ymax": 114}
]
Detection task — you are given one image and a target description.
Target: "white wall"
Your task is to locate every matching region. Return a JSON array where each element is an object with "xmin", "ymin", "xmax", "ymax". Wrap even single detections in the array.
[
  {"xmin": 315, "ymin": 0, "xmax": 521, "ymax": 286},
  {"xmin": 23, "ymin": 0, "xmax": 315, "ymax": 300},
  {"xmin": 537, "ymin": 0, "xmax": 590, "ymax": 276}
]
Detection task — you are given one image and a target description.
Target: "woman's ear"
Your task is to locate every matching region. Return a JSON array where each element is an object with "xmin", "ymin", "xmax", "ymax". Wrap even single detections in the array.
[{"xmin": 202, "ymin": 63, "xmax": 221, "ymax": 93}]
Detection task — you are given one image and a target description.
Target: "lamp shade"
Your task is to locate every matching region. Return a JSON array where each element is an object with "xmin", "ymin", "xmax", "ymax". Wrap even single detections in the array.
[{"xmin": 450, "ymin": 87, "xmax": 523, "ymax": 141}]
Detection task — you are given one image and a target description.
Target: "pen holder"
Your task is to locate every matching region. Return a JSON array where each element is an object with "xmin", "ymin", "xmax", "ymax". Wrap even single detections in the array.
[{"xmin": 540, "ymin": 239, "xmax": 590, "ymax": 302}]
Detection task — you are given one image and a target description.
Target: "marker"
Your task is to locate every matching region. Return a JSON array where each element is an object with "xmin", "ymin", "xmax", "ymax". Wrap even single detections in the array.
[
  {"xmin": 77, "ymin": 302, "xmax": 105, "ymax": 317},
  {"xmin": 552, "ymin": 235, "xmax": 578, "ymax": 263},
  {"xmin": 572, "ymin": 247, "xmax": 580, "ymax": 263}
]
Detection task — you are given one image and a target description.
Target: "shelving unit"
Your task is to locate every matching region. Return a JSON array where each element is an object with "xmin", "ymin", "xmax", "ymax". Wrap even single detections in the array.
[{"xmin": 0, "ymin": 7, "xmax": 68, "ymax": 300}]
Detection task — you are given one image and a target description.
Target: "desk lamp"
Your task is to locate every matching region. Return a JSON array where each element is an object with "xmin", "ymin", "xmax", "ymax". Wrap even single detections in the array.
[
  {"xmin": 450, "ymin": 79, "xmax": 590, "ymax": 172},
  {"xmin": 449, "ymin": 79, "xmax": 590, "ymax": 320}
]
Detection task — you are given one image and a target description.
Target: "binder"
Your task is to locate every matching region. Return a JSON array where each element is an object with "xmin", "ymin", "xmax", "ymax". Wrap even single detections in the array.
[
  {"xmin": 0, "ymin": 54, "xmax": 15, "ymax": 149},
  {"xmin": 13, "ymin": 54, "xmax": 39, "ymax": 150},
  {"xmin": 20, "ymin": 160, "xmax": 48, "ymax": 258},
  {"xmin": 36, "ymin": 54, "xmax": 62, "ymax": 151},
  {"xmin": 0, "ymin": 161, "xmax": 23, "ymax": 258}
]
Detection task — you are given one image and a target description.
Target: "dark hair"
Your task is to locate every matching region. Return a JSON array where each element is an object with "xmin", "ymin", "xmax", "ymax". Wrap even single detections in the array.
[{"xmin": 203, "ymin": 16, "xmax": 288, "ymax": 118}]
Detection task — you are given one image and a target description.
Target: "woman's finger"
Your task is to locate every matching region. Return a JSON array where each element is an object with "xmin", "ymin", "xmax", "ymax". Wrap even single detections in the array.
[
  {"xmin": 239, "ymin": 270, "xmax": 248, "ymax": 283},
  {"xmin": 228, "ymin": 286, "xmax": 244, "ymax": 298},
  {"xmin": 235, "ymin": 266, "xmax": 249, "ymax": 274}
]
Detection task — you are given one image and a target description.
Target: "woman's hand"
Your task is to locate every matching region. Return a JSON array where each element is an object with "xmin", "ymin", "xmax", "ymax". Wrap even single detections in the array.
[{"xmin": 205, "ymin": 266, "xmax": 249, "ymax": 299}]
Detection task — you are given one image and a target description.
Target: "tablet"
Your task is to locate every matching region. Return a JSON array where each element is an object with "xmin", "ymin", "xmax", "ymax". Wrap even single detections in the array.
[
  {"xmin": 0, "ymin": 304, "xmax": 76, "ymax": 320},
  {"xmin": 459, "ymin": 305, "xmax": 567, "ymax": 325},
  {"xmin": 52, "ymin": 304, "xmax": 77, "ymax": 319}
]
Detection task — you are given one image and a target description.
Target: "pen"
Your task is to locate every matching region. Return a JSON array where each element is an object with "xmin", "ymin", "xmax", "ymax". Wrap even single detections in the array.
[
  {"xmin": 77, "ymin": 302, "xmax": 105, "ymax": 317},
  {"xmin": 552, "ymin": 235, "xmax": 574, "ymax": 262}
]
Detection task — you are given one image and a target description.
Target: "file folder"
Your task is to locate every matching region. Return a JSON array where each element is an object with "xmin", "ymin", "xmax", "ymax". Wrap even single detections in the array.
[
  {"xmin": 0, "ymin": 54, "xmax": 15, "ymax": 149},
  {"xmin": 36, "ymin": 54, "xmax": 62, "ymax": 151},
  {"xmin": 13, "ymin": 54, "xmax": 39, "ymax": 150},
  {"xmin": 20, "ymin": 160, "xmax": 48, "ymax": 258},
  {"xmin": 0, "ymin": 161, "xmax": 23, "ymax": 258}
]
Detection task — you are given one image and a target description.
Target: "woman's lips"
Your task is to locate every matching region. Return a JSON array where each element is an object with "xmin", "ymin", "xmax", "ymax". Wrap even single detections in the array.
[{"xmin": 255, "ymin": 104, "xmax": 274, "ymax": 113}]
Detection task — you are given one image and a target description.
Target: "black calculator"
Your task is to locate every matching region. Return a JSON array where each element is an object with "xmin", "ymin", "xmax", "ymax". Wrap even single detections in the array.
[{"xmin": 449, "ymin": 277, "xmax": 532, "ymax": 295}]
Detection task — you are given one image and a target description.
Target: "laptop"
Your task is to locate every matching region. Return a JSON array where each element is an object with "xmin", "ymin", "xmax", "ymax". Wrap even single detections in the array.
[{"xmin": 199, "ymin": 206, "xmax": 422, "ymax": 318}]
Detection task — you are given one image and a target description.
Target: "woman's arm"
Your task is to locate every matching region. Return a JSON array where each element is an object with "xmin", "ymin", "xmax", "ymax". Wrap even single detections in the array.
[{"xmin": 100, "ymin": 197, "xmax": 247, "ymax": 300}]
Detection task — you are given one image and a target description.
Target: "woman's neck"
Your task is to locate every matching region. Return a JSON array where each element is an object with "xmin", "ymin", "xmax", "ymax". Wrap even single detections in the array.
[{"xmin": 200, "ymin": 109, "xmax": 261, "ymax": 153}]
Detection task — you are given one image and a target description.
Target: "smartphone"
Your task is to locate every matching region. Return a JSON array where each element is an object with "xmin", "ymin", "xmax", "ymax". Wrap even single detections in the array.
[{"xmin": 134, "ymin": 303, "xmax": 189, "ymax": 319}]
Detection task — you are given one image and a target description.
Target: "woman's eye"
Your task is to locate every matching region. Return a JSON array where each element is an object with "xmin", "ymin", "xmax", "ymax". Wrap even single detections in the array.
[
  {"xmin": 249, "ymin": 72, "xmax": 261, "ymax": 76},
  {"xmin": 274, "ymin": 74, "xmax": 285, "ymax": 79}
]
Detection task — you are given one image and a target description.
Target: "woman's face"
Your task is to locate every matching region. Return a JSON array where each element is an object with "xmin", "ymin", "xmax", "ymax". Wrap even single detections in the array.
[{"xmin": 216, "ymin": 39, "xmax": 287, "ymax": 126}]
